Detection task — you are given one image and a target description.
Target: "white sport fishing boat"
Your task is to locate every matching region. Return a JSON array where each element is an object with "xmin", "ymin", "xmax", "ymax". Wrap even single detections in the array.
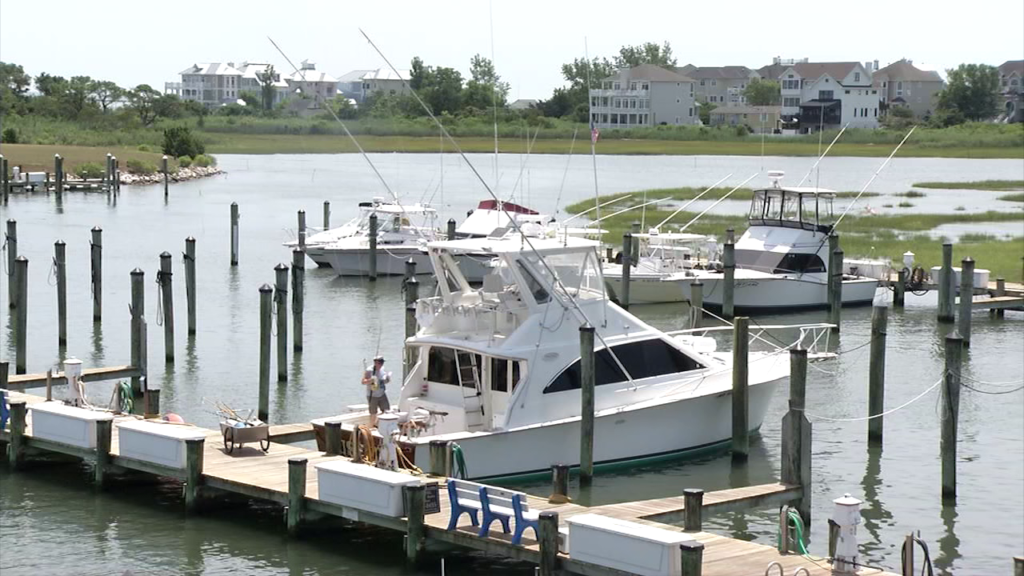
[
  {"xmin": 603, "ymin": 232, "xmax": 718, "ymax": 304},
  {"xmin": 312, "ymin": 233, "xmax": 790, "ymax": 480},
  {"xmin": 691, "ymin": 173, "xmax": 880, "ymax": 310},
  {"xmin": 318, "ymin": 200, "xmax": 440, "ymax": 276}
]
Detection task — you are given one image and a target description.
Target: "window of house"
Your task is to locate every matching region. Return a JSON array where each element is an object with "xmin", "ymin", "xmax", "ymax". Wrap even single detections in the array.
[
  {"xmin": 873, "ymin": 108, "xmax": 878, "ymax": 117},
  {"xmin": 700, "ymin": 79, "xmax": 706, "ymax": 86},
  {"xmin": 1012, "ymin": 79, "xmax": 1020, "ymax": 86},
  {"xmin": 783, "ymin": 97, "xmax": 800, "ymax": 107},
  {"xmin": 642, "ymin": 83, "xmax": 649, "ymax": 90},
  {"xmin": 630, "ymin": 82, "xmax": 637, "ymax": 90},
  {"xmin": 854, "ymin": 109, "xmax": 858, "ymax": 118},
  {"xmin": 711, "ymin": 80, "xmax": 717, "ymax": 86},
  {"xmin": 863, "ymin": 107, "xmax": 869, "ymax": 117},
  {"xmin": 604, "ymin": 81, "xmax": 612, "ymax": 89},
  {"xmin": 819, "ymin": 90, "xmax": 834, "ymax": 100},
  {"xmin": 845, "ymin": 90, "xmax": 851, "ymax": 94},
  {"xmin": 688, "ymin": 107, "xmax": 693, "ymax": 117},
  {"xmin": 854, "ymin": 72, "xmax": 861, "ymax": 82},
  {"xmin": 676, "ymin": 98, "xmax": 680, "ymax": 103},
  {"xmin": 613, "ymin": 82, "xmax": 620, "ymax": 90},
  {"xmin": 542, "ymin": 339, "xmax": 704, "ymax": 394}
]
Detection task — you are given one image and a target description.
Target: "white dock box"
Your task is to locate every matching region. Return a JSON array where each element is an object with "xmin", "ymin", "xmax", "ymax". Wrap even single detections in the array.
[
  {"xmin": 315, "ymin": 460, "xmax": 422, "ymax": 518},
  {"xmin": 567, "ymin": 513, "xmax": 694, "ymax": 576},
  {"xmin": 29, "ymin": 402, "xmax": 114, "ymax": 449},
  {"xmin": 930, "ymin": 266, "xmax": 991, "ymax": 290},
  {"xmin": 117, "ymin": 420, "xmax": 207, "ymax": 469}
]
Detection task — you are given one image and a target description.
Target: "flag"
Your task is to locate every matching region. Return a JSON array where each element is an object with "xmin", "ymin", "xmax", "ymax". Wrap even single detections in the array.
[{"xmin": 590, "ymin": 122, "xmax": 600, "ymax": 144}]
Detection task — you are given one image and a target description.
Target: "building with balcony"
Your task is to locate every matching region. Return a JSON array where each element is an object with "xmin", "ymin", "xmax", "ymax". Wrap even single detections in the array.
[
  {"xmin": 589, "ymin": 64, "xmax": 697, "ymax": 129},
  {"xmin": 236, "ymin": 62, "xmax": 290, "ymax": 107},
  {"xmin": 677, "ymin": 65, "xmax": 760, "ymax": 106},
  {"xmin": 357, "ymin": 68, "xmax": 412, "ymax": 102},
  {"xmin": 775, "ymin": 61, "xmax": 878, "ymax": 132},
  {"xmin": 283, "ymin": 60, "xmax": 337, "ymax": 109},
  {"xmin": 998, "ymin": 60, "xmax": 1023, "ymax": 123},
  {"xmin": 707, "ymin": 106, "xmax": 781, "ymax": 133},
  {"xmin": 873, "ymin": 59, "xmax": 944, "ymax": 119},
  {"xmin": 176, "ymin": 62, "xmax": 243, "ymax": 107}
]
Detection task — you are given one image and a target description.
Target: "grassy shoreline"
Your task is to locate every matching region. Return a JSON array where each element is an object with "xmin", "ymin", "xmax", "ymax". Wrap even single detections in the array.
[{"xmin": 911, "ymin": 180, "xmax": 1024, "ymax": 190}]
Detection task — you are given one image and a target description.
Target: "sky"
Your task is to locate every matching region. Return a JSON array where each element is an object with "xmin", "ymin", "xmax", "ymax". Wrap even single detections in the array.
[{"xmin": 2, "ymin": 0, "xmax": 1022, "ymax": 100}]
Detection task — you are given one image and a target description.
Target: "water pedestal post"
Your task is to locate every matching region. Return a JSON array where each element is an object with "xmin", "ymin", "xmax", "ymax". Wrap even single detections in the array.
[
  {"xmin": 447, "ymin": 218, "xmax": 457, "ymax": 240},
  {"xmin": 831, "ymin": 493, "xmax": 862, "ymax": 573}
]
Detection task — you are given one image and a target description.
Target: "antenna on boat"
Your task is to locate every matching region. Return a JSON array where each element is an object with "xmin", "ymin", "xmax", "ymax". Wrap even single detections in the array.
[
  {"xmin": 359, "ymin": 28, "xmax": 637, "ymax": 383},
  {"xmin": 678, "ymin": 173, "xmax": 759, "ymax": 232},
  {"xmin": 584, "ymin": 37, "xmax": 601, "ymax": 233},
  {"xmin": 490, "ymin": 0, "xmax": 499, "ymax": 191},
  {"xmin": 562, "ymin": 193, "xmax": 632, "ymax": 225},
  {"xmin": 587, "ymin": 195, "xmax": 672, "ymax": 226},
  {"xmin": 795, "ymin": 122, "xmax": 849, "ymax": 188},
  {"xmin": 832, "ymin": 126, "xmax": 916, "ymax": 229},
  {"xmin": 552, "ymin": 127, "xmax": 580, "ymax": 218},
  {"xmin": 654, "ymin": 173, "xmax": 732, "ymax": 231}
]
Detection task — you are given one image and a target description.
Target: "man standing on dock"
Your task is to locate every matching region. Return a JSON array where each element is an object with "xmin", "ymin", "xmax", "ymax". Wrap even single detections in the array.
[{"xmin": 362, "ymin": 356, "xmax": 391, "ymax": 426}]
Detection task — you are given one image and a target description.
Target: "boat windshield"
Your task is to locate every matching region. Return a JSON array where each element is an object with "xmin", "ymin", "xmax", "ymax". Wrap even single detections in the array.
[
  {"xmin": 750, "ymin": 189, "xmax": 835, "ymax": 231},
  {"xmin": 523, "ymin": 250, "xmax": 605, "ymax": 301},
  {"xmin": 734, "ymin": 249, "xmax": 826, "ymax": 274}
]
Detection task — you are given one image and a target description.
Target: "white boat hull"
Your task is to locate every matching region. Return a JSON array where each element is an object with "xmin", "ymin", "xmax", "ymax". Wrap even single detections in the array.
[
  {"xmin": 605, "ymin": 273, "xmax": 691, "ymax": 304},
  {"xmin": 411, "ymin": 368, "xmax": 782, "ymax": 480},
  {"xmin": 697, "ymin": 273, "xmax": 879, "ymax": 310},
  {"xmin": 322, "ymin": 248, "xmax": 434, "ymax": 276}
]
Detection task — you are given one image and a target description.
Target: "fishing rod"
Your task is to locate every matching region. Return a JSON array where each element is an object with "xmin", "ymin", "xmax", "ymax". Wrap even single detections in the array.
[
  {"xmin": 654, "ymin": 173, "xmax": 732, "ymax": 230},
  {"xmin": 358, "ymin": 28, "xmax": 637, "ymax": 383},
  {"xmin": 585, "ymin": 196, "xmax": 672, "ymax": 227},
  {"xmin": 795, "ymin": 123, "xmax": 849, "ymax": 188},
  {"xmin": 678, "ymin": 173, "xmax": 759, "ymax": 232},
  {"xmin": 562, "ymin": 193, "xmax": 634, "ymax": 224},
  {"xmin": 551, "ymin": 126, "xmax": 580, "ymax": 217},
  {"xmin": 833, "ymin": 126, "xmax": 916, "ymax": 229}
]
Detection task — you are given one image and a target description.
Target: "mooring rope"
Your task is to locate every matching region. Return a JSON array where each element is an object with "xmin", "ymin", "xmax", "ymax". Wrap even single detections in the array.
[{"xmin": 798, "ymin": 374, "xmax": 944, "ymax": 422}]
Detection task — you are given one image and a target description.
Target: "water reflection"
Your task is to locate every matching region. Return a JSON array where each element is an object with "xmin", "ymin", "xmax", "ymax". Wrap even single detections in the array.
[
  {"xmin": 725, "ymin": 457, "xmax": 755, "ymax": 541},
  {"xmin": 935, "ymin": 503, "xmax": 961, "ymax": 575},
  {"xmin": 90, "ymin": 320, "xmax": 105, "ymax": 366},
  {"xmin": 858, "ymin": 444, "xmax": 891, "ymax": 560}
]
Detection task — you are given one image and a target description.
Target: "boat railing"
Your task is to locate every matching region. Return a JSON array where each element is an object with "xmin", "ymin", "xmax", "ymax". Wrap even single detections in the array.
[
  {"xmin": 667, "ymin": 322, "xmax": 836, "ymax": 358},
  {"xmin": 415, "ymin": 295, "xmax": 523, "ymax": 337}
]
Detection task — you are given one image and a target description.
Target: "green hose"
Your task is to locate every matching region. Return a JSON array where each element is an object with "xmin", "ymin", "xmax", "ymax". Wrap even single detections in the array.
[
  {"xmin": 118, "ymin": 381, "xmax": 134, "ymax": 414},
  {"xmin": 450, "ymin": 443, "xmax": 468, "ymax": 479},
  {"xmin": 777, "ymin": 508, "xmax": 809, "ymax": 555}
]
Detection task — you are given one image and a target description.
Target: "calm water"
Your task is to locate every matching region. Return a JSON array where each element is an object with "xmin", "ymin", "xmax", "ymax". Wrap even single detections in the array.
[{"xmin": 1, "ymin": 153, "xmax": 1022, "ymax": 575}]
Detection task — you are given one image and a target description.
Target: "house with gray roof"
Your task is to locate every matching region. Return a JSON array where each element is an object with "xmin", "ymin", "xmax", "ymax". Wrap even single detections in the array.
[
  {"xmin": 175, "ymin": 62, "xmax": 243, "ymax": 107},
  {"xmin": 679, "ymin": 65, "xmax": 760, "ymax": 107},
  {"xmin": 283, "ymin": 60, "xmax": 338, "ymax": 110},
  {"xmin": 589, "ymin": 64, "xmax": 698, "ymax": 129},
  {"xmin": 707, "ymin": 105, "xmax": 781, "ymax": 133},
  {"xmin": 237, "ymin": 62, "xmax": 290, "ymax": 107},
  {"xmin": 872, "ymin": 59, "xmax": 944, "ymax": 119},
  {"xmin": 775, "ymin": 61, "xmax": 879, "ymax": 132},
  {"xmin": 998, "ymin": 60, "xmax": 1024, "ymax": 122}
]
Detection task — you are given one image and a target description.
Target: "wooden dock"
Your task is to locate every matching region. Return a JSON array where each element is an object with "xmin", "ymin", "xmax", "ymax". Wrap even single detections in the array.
[{"xmin": 0, "ymin": 390, "xmax": 898, "ymax": 576}]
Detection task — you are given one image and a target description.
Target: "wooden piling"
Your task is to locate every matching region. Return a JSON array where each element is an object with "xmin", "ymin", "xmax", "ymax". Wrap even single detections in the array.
[
  {"xmin": 230, "ymin": 202, "xmax": 240, "ymax": 266},
  {"xmin": 690, "ymin": 280, "xmax": 703, "ymax": 329},
  {"xmin": 1, "ymin": 155, "xmax": 8, "ymax": 204},
  {"xmin": 942, "ymin": 331, "xmax": 962, "ymax": 500},
  {"xmin": 781, "ymin": 348, "xmax": 812, "ymax": 525},
  {"xmin": 159, "ymin": 252, "xmax": 175, "ymax": 363},
  {"xmin": 447, "ymin": 218, "xmax": 456, "ymax": 240},
  {"xmin": 726, "ymin": 227, "xmax": 735, "ymax": 244},
  {"xmin": 620, "ymin": 233, "xmax": 632, "ymax": 310},
  {"xmin": 829, "ymin": 247, "xmax": 844, "ymax": 332},
  {"xmin": 683, "ymin": 489, "xmax": 703, "ymax": 532},
  {"xmin": 894, "ymin": 268, "xmax": 906, "ymax": 307},
  {"xmin": 162, "ymin": 155, "xmax": 169, "ymax": 198},
  {"xmin": 55, "ymin": 240, "xmax": 68, "ymax": 346},
  {"xmin": 91, "ymin": 227, "xmax": 102, "ymax": 321},
  {"xmin": 994, "ymin": 277, "xmax": 1006, "ymax": 318},
  {"xmin": 404, "ymin": 484, "xmax": 426, "ymax": 563},
  {"xmin": 679, "ymin": 541, "xmax": 705, "ymax": 576},
  {"xmin": 630, "ymin": 221, "xmax": 641, "ymax": 262},
  {"xmin": 323, "ymin": 200, "xmax": 331, "ymax": 229},
  {"xmin": 144, "ymin": 388, "xmax": 161, "ymax": 418},
  {"xmin": 868, "ymin": 305, "xmax": 887, "ymax": 445},
  {"xmin": 14, "ymin": 256, "xmax": 28, "ymax": 374},
  {"xmin": 958, "ymin": 257, "xmax": 974, "ymax": 347},
  {"xmin": 258, "ymin": 284, "xmax": 273, "ymax": 422},
  {"xmin": 325, "ymin": 421, "xmax": 342, "ymax": 456},
  {"xmin": 105, "ymin": 153, "xmax": 112, "ymax": 193},
  {"xmin": 937, "ymin": 243, "xmax": 954, "ymax": 323},
  {"xmin": 429, "ymin": 440, "xmax": 451, "ymax": 477},
  {"xmin": 0, "ymin": 362, "xmax": 8, "ymax": 390},
  {"xmin": 130, "ymin": 268, "xmax": 145, "ymax": 395},
  {"xmin": 94, "ymin": 418, "xmax": 112, "ymax": 488},
  {"xmin": 722, "ymin": 240, "xmax": 735, "ymax": 319},
  {"xmin": 54, "ymin": 154, "xmax": 64, "ymax": 197},
  {"xmin": 275, "ymin": 263, "xmax": 289, "ymax": 382},
  {"xmin": 45, "ymin": 369, "xmax": 52, "ymax": 401},
  {"xmin": 184, "ymin": 437, "xmax": 205, "ymax": 512},
  {"xmin": 731, "ymin": 317, "xmax": 749, "ymax": 460},
  {"xmin": 7, "ymin": 400, "xmax": 26, "ymax": 468},
  {"xmin": 902, "ymin": 533, "xmax": 915, "ymax": 576},
  {"xmin": 287, "ymin": 457, "xmax": 307, "ymax": 536},
  {"xmin": 579, "ymin": 323, "xmax": 596, "ymax": 487},
  {"xmin": 550, "ymin": 464, "xmax": 570, "ymax": 504},
  {"xmin": 538, "ymin": 511, "xmax": 559, "ymax": 576},
  {"xmin": 184, "ymin": 237, "xmax": 197, "ymax": 335},
  {"xmin": 368, "ymin": 214, "xmax": 378, "ymax": 281},
  {"xmin": 297, "ymin": 210, "xmax": 307, "ymax": 252},
  {"xmin": 1014, "ymin": 556, "xmax": 1023, "ymax": 576},
  {"xmin": 291, "ymin": 249, "xmax": 304, "ymax": 353},
  {"xmin": 404, "ymin": 277, "xmax": 419, "ymax": 380},
  {"xmin": 6, "ymin": 219, "xmax": 17, "ymax": 308}
]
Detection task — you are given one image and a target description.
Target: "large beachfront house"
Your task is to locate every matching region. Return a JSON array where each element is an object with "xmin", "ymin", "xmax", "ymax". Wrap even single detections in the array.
[
  {"xmin": 775, "ymin": 61, "xmax": 879, "ymax": 132},
  {"xmin": 678, "ymin": 65, "xmax": 761, "ymax": 106},
  {"xmin": 998, "ymin": 60, "xmax": 1024, "ymax": 123},
  {"xmin": 872, "ymin": 59, "xmax": 944, "ymax": 119},
  {"xmin": 589, "ymin": 64, "xmax": 698, "ymax": 129},
  {"xmin": 171, "ymin": 62, "xmax": 243, "ymax": 107}
]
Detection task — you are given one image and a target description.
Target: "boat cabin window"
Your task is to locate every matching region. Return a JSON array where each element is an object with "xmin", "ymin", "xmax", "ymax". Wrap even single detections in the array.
[
  {"xmin": 734, "ymin": 250, "xmax": 826, "ymax": 274},
  {"xmin": 427, "ymin": 347, "xmax": 482, "ymax": 388},
  {"xmin": 543, "ymin": 339, "xmax": 704, "ymax": 394},
  {"xmin": 490, "ymin": 358, "xmax": 522, "ymax": 392},
  {"xmin": 523, "ymin": 251, "xmax": 605, "ymax": 301},
  {"xmin": 516, "ymin": 261, "xmax": 550, "ymax": 304}
]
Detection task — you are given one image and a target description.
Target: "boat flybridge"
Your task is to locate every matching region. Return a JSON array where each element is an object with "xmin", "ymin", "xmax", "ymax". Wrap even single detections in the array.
[
  {"xmin": 312, "ymin": 232, "xmax": 790, "ymax": 480},
  {"xmin": 603, "ymin": 232, "xmax": 718, "ymax": 304},
  {"xmin": 690, "ymin": 172, "xmax": 880, "ymax": 310},
  {"xmin": 316, "ymin": 199, "xmax": 441, "ymax": 276}
]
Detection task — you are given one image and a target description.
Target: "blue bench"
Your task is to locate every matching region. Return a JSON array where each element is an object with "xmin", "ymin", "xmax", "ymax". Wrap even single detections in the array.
[{"xmin": 446, "ymin": 478, "xmax": 539, "ymax": 546}]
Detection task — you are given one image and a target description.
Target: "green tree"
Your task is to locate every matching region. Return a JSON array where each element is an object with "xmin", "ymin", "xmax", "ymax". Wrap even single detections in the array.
[
  {"xmin": 743, "ymin": 79, "xmax": 781, "ymax": 106},
  {"xmin": 256, "ymin": 65, "xmax": 277, "ymax": 111},
  {"xmin": 534, "ymin": 87, "xmax": 575, "ymax": 118},
  {"xmin": 0, "ymin": 62, "xmax": 31, "ymax": 115},
  {"xmin": 89, "ymin": 80, "xmax": 123, "ymax": 113},
  {"xmin": 34, "ymin": 72, "xmax": 68, "ymax": 97},
  {"xmin": 463, "ymin": 54, "xmax": 510, "ymax": 110},
  {"xmin": 557, "ymin": 56, "xmax": 614, "ymax": 114},
  {"xmin": 936, "ymin": 64, "xmax": 1001, "ymax": 122},
  {"xmin": 239, "ymin": 91, "xmax": 261, "ymax": 108},
  {"xmin": 62, "ymin": 76, "xmax": 94, "ymax": 118},
  {"xmin": 699, "ymin": 102, "xmax": 717, "ymax": 125},
  {"xmin": 614, "ymin": 41, "xmax": 677, "ymax": 68},
  {"xmin": 425, "ymin": 67, "xmax": 463, "ymax": 115},
  {"xmin": 880, "ymin": 105, "xmax": 917, "ymax": 130},
  {"xmin": 128, "ymin": 84, "xmax": 161, "ymax": 126},
  {"xmin": 410, "ymin": 57, "xmax": 428, "ymax": 90}
]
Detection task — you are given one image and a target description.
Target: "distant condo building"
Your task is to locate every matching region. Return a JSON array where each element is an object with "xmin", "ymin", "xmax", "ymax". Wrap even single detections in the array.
[{"xmin": 589, "ymin": 64, "xmax": 698, "ymax": 129}]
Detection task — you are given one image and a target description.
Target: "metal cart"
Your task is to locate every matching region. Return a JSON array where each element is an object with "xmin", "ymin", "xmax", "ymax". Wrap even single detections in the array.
[{"xmin": 220, "ymin": 421, "xmax": 270, "ymax": 454}]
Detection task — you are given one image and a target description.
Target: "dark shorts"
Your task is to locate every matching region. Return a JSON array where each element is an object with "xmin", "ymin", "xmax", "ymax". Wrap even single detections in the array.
[{"xmin": 368, "ymin": 394, "xmax": 390, "ymax": 415}]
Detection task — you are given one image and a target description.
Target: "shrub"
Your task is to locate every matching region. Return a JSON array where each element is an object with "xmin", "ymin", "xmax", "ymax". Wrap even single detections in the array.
[
  {"xmin": 1, "ymin": 127, "xmax": 16, "ymax": 143},
  {"xmin": 137, "ymin": 144, "xmax": 153, "ymax": 152},
  {"xmin": 75, "ymin": 162, "xmax": 105, "ymax": 179},
  {"xmin": 177, "ymin": 155, "xmax": 193, "ymax": 168},
  {"xmin": 125, "ymin": 158, "xmax": 157, "ymax": 174},
  {"xmin": 162, "ymin": 126, "xmax": 205, "ymax": 158},
  {"xmin": 193, "ymin": 154, "xmax": 216, "ymax": 168}
]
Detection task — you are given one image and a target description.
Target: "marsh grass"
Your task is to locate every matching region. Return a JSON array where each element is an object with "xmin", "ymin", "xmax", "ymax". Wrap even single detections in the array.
[{"xmin": 912, "ymin": 180, "xmax": 1024, "ymax": 190}]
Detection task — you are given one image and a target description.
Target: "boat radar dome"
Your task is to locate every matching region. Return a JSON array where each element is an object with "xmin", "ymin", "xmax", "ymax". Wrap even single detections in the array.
[{"xmin": 767, "ymin": 170, "xmax": 785, "ymax": 187}]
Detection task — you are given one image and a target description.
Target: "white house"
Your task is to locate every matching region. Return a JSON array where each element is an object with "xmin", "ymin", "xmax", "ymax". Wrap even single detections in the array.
[
  {"xmin": 590, "ymin": 64, "xmax": 697, "ymax": 129},
  {"xmin": 236, "ymin": 62, "xmax": 290, "ymax": 106},
  {"xmin": 777, "ymin": 61, "xmax": 879, "ymax": 132},
  {"xmin": 283, "ymin": 60, "xmax": 338, "ymax": 107},
  {"xmin": 357, "ymin": 68, "xmax": 412, "ymax": 102},
  {"xmin": 176, "ymin": 62, "xmax": 243, "ymax": 107}
]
